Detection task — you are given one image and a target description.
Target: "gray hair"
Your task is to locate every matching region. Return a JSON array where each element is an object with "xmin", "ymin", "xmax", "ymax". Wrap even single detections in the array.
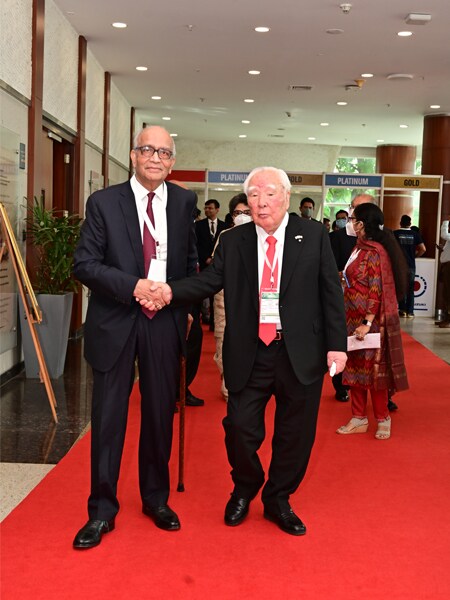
[
  {"xmin": 243, "ymin": 167, "xmax": 291, "ymax": 194},
  {"xmin": 132, "ymin": 125, "xmax": 176, "ymax": 156}
]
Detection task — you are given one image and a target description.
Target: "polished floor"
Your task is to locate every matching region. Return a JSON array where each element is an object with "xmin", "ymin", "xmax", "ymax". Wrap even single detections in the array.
[{"xmin": 1, "ymin": 318, "xmax": 449, "ymax": 521}]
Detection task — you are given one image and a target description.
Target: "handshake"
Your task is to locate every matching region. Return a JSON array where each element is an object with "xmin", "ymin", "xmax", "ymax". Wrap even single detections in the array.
[{"xmin": 133, "ymin": 279, "xmax": 173, "ymax": 311}]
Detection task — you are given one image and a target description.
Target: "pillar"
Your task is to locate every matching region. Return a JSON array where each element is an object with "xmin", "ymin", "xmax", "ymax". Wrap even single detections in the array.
[{"xmin": 376, "ymin": 145, "xmax": 416, "ymax": 230}]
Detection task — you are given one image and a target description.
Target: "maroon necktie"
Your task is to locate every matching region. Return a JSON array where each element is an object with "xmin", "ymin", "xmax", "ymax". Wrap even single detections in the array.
[
  {"xmin": 258, "ymin": 235, "xmax": 278, "ymax": 345},
  {"xmin": 142, "ymin": 192, "xmax": 156, "ymax": 319}
]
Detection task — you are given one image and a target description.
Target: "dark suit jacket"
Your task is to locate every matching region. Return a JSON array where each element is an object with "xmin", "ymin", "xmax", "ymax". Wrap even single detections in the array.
[
  {"xmin": 170, "ymin": 214, "xmax": 347, "ymax": 392},
  {"xmin": 195, "ymin": 218, "xmax": 227, "ymax": 270},
  {"xmin": 329, "ymin": 228, "xmax": 357, "ymax": 271},
  {"xmin": 74, "ymin": 180, "xmax": 198, "ymax": 372}
]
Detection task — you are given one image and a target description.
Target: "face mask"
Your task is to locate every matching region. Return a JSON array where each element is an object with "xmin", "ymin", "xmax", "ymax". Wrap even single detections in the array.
[
  {"xmin": 346, "ymin": 220, "xmax": 356, "ymax": 237},
  {"xmin": 336, "ymin": 218, "xmax": 347, "ymax": 229},
  {"xmin": 301, "ymin": 207, "xmax": 313, "ymax": 218},
  {"xmin": 234, "ymin": 213, "xmax": 252, "ymax": 226}
]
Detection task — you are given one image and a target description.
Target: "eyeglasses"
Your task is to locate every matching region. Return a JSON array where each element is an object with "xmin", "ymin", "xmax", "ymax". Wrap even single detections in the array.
[
  {"xmin": 232, "ymin": 209, "xmax": 251, "ymax": 217},
  {"xmin": 134, "ymin": 145, "xmax": 174, "ymax": 160}
]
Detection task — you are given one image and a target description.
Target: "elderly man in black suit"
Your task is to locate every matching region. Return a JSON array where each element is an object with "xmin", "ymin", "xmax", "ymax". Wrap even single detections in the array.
[
  {"xmin": 72, "ymin": 126, "xmax": 197, "ymax": 549},
  {"xmin": 140, "ymin": 167, "xmax": 347, "ymax": 536}
]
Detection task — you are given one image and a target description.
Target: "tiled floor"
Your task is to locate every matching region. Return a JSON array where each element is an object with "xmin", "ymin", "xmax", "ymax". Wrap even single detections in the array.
[{"xmin": 1, "ymin": 318, "xmax": 448, "ymax": 521}]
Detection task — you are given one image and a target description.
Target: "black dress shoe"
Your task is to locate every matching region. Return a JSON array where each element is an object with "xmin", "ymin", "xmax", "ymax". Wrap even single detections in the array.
[
  {"xmin": 335, "ymin": 391, "xmax": 349, "ymax": 402},
  {"xmin": 263, "ymin": 508, "xmax": 306, "ymax": 536},
  {"xmin": 388, "ymin": 398, "xmax": 398, "ymax": 411},
  {"xmin": 224, "ymin": 495, "xmax": 251, "ymax": 526},
  {"xmin": 142, "ymin": 504, "xmax": 180, "ymax": 531},
  {"xmin": 185, "ymin": 390, "xmax": 205, "ymax": 406},
  {"xmin": 73, "ymin": 518, "xmax": 115, "ymax": 549}
]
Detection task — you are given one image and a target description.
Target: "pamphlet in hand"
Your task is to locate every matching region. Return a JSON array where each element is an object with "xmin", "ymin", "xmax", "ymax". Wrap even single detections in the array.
[{"xmin": 347, "ymin": 333, "xmax": 381, "ymax": 351}]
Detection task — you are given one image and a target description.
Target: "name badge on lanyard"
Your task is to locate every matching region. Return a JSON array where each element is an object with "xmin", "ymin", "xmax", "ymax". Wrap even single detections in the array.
[
  {"xmin": 138, "ymin": 195, "xmax": 167, "ymax": 282},
  {"xmin": 259, "ymin": 238, "xmax": 281, "ymax": 326}
]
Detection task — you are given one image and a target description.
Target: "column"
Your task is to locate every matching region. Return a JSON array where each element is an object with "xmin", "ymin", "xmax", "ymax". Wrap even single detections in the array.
[{"xmin": 376, "ymin": 145, "xmax": 416, "ymax": 230}]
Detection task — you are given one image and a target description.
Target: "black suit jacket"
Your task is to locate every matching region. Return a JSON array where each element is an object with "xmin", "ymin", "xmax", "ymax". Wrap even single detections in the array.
[
  {"xmin": 170, "ymin": 214, "xmax": 347, "ymax": 392},
  {"xmin": 74, "ymin": 180, "xmax": 198, "ymax": 372},
  {"xmin": 329, "ymin": 228, "xmax": 357, "ymax": 271},
  {"xmin": 195, "ymin": 218, "xmax": 227, "ymax": 270}
]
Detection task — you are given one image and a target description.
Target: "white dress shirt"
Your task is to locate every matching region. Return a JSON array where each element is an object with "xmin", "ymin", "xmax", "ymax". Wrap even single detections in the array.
[
  {"xmin": 130, "ymin": 174, "xmax": 168, "ymax": 262},
  {"xmin": 255, "ymin": 212, "xmax": 289, "ymax": 291}
]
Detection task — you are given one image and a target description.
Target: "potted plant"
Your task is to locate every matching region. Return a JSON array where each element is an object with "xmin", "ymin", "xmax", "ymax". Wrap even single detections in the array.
[{"xmin": 19, "ymin": 197, "xmax": 82, "ymax": 378}]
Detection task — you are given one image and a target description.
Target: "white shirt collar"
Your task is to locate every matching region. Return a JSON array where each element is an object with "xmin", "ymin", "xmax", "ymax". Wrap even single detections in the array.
[
  {"xmin": 255, "ymin": 212, "xmax": 289, "ymax": 244},
  {"xmin": 130, "ymin": 174, "xmax": 166, "ymax": 203}
]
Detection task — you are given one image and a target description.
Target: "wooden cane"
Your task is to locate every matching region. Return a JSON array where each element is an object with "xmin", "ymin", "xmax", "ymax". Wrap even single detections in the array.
[{"xmin": 177, "ymin": 354, "xmax": 186, "ymax": 491}]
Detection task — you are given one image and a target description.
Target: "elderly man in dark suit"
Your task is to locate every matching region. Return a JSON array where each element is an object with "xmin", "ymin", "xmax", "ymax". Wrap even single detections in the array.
[
  {"xmin": 72, "ymin": 126, "xmax": 197, "ymax": 549},
  {"xmin": 140, "ymin": 167, "xmax": 347, "ymax": 536}
]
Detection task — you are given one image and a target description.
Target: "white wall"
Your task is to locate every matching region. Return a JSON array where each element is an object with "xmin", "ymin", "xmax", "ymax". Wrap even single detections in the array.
[
  {"xmin": 0, "ymin": 0, "xmax": 32, "ymax": 99},
  {"xmin": 85, "ymin": 49, "xmax": 104, "ymax": 149}
]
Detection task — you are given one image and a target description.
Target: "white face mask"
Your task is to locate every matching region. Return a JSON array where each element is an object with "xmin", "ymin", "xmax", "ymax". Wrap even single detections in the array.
[
  {"xmin": 346, "ymin": 220, "xmax": 356, "ymax": 237},
  {"xmin": 234, "ymin": 213, "xmax": 252, "ymax": 226}
]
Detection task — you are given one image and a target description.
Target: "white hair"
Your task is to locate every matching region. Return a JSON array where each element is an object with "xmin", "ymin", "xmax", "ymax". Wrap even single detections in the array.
[
  {"xmin": 132, "ymin": 125, "xmax": 176, "ymax": 156},
  {"xmin": 243, "ymin": 167, "xmax": 291, "ymax": 194}
]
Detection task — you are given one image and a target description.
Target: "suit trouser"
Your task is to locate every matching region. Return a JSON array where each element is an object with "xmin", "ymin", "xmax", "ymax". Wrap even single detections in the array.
[
  {"xmin": 223, "ymin": 339, "xmax": 323, "ymax": 514},
  {"xmin": 88, "ymin": 310, "xmax": 180, "ymax": 520}
]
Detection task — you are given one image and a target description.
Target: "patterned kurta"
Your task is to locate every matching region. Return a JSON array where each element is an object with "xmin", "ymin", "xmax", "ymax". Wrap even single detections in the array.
[{"xmin": 342, "ymin": 239, "xmax": 408, "ymax": 392}]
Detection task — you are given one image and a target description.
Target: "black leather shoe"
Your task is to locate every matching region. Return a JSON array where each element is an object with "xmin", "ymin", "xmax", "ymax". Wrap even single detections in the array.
[
  {"xmin": 73, "ymin": 518, "xmax": 115, "ymax": 549},
  {"xmin": 388, "ymin": 398, "xmax": 398, "ymax": 411},
  {"xmin": 185, "ymin": 390, "xmax": 205, "ymax": 406},
  {"xmin": 335, "ymin": 391, "xmax": 349, "ymax": 402},
  {"xmin": 142, "ymin": 504, "xmax": 180, "ymax": 531},
  {"xmin": 263, "ymin": 508, "xmax": 306, "ymax": 536},
  {"xmin": 224, "ymin": 495, "xmax": 251, "ymax": 526}
]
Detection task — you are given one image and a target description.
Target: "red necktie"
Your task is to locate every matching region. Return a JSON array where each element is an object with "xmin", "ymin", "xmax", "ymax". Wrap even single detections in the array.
[
  {"xmin": 259, "ymin": 235, "xmax": 278, "ymax": 345},
  {"xmin": 142, "ymin": 192, "xmax": 156, "ymax": 319}
]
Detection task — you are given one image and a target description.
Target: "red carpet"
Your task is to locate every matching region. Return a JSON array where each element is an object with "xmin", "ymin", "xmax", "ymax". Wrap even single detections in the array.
[{"xmin": 2, "ymin": 330, "xmax": 450, "ymax": 599}]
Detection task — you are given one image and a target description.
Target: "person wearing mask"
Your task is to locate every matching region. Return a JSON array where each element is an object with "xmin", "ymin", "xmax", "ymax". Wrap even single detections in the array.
[
  {"xmin": 394, "ymin": 215, "xmax": 426, "ymax": 318},
  {"xmin": 337, "ymin": 203, "xmax": 409, "ymax": 440},
  {"xmin": 437, "ymin": 217, "xmax": 450, "ymax": 328},
  {"xmin": 299, "ymin": 197, "xmax": 315, "ymax": 220},
  {"xmin": 73, "ymin": 126, "xmax": 197, "ymax": 549},
  {"xmin": 213, "ymin": 193, "xmax": 252, "ymax": 400},
  {"xmin": 140, "ymin": 167, "xmax": 347, "ymax": 536}
]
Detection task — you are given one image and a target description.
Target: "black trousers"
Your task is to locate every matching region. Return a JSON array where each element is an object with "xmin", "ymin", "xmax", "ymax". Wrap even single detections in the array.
[
  {"xmin": 223, "ymin": 339, "xmax": 323, "ymax": 514},
  {"xmin": 88, "ymin": 310, "xmax": 180, "ymax": 520}
]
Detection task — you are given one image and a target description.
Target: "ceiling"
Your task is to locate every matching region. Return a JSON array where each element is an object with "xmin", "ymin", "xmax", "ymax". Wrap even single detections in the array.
[{"xmin": 54, "ymin": 0, "xmax": 450, "ymax": 152}]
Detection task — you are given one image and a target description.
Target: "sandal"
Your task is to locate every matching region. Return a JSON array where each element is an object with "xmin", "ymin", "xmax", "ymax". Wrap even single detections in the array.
[
  {"xmin": 336, "ymin": 417, "xmax": 369, "ymax": 435},
  {"xmin": 375, "ymin": 416, "xmax": 391, "ymax": 440}
]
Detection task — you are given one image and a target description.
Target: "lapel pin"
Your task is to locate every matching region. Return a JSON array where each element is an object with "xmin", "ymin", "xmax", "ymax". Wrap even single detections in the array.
[{"xmin": 295, "ymin": 235, "xmax": 303, "ymax": 242}]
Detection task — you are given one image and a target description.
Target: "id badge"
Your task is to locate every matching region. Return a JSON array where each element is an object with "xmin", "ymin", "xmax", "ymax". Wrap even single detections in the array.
[
  {"xmin": 260, "ymin": 289, "xmax": 280, "ymax": 324},
  {"xmin": 148, "ymin": 258, "xmax": 166, "ymax": 282}
]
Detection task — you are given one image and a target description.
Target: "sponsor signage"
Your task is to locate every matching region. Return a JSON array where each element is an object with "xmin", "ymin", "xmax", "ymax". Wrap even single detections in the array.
[
  {"xmin": 325, "ymin": 174, "xmax": 382, "ymax": 188},
  {"xmin": 414, "ymin": 258, "xmax": 436, "ymax": 317},
  {"xmin": 208, "ymin": 171, "xmax": 249, "ymax": 184},
  {"xmin": 384, "ymin": 175, "xmax": 441, "ymax": 190},
  {"xmin": 287, "ymin": 173, "xmax": 322, "ymax": 186}
]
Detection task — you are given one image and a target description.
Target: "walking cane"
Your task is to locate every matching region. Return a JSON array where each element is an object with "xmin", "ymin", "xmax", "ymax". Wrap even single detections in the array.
[{"xmin": 177, "ymin": 354, "xmax": 186, "ymax": 492}]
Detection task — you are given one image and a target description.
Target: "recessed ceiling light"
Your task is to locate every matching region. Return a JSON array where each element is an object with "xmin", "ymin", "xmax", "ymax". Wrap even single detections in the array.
[
  {"xmin": 326, "ymin": 28, "xmax": 344, "ymax": 35},
  {"xmin": 136, "ymin": 66, "xmax": 148, "ymax": 71},
  {"xmin": 248, "ymin": 70, "xmax": 261, "ymax": 75},
  {"xmin": 170, "ymin": 133, "xmax": 178, "ymax": 137},
  {"xmin": 399, "ymin": 124, "xmax": 408, "ymax": 128},
  {"xmin": 320, "ymin": 122, "xmax": 329, "ymax": 127},
  {"xmin": 361, "ymin": 73, "xmax": 373, "ymax": 78},
  {"xmin": 244, "ymin": 98, "xmax": 255, "ymax": 103},
  {"xmin": 151, "ymin": 96, "xmax": 162, "ymax": 100},
  {"xmin": 336, "ymin": 101, "xmax": 348, "ymax": 106},
  {"xmin": 430, "ymin": 104, "xmax": 441, "ymax": 109},
  {"xmin": 239, "ymin": 134, "xmax": 247, "ymax": 138},
  {"xmin": 254, "ymin": 26, "xmax": 270, "ymax": 33},
  {"xmin": 308, "ymin": 137, "xmax": 316, "ymax": 141},
  {"xmin": 397, "ymin": 31, "xmax": 413, "ymax": 37},
  {"xmin": 377, "ymin": 139, "xmax": 385, "ymax": 143},
  {"xmin": 241, "ymin": 120, "xmax": 251, "ymax": 124},
  {"xmin": 162, "ymin": 117, "xmax": 171, "ymax": 121},
  {"xmin": 112, "ymin": 22, "xmax": 127, "ymax": 28}
]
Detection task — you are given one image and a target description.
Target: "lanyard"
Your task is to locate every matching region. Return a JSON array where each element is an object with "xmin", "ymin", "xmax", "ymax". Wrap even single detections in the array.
[
  {"xmin": 260, "ymin": 236, "xmax": 282, "ymax": 288},
  {"xmin": 137, "ymin": 195, "xmax": 161, "ymax": 257}
]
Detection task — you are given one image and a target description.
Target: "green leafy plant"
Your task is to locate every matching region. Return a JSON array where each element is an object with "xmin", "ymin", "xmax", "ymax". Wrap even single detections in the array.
[{"xmin": 26, "ymin": 197, "xmax": 82, "ymax": 294}]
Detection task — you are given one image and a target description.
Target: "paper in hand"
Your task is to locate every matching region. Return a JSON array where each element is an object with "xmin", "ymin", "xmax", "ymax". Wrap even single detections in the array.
[{"xmin": 347, "ymin": 333, "xmax": 381, "ymax": 351}]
